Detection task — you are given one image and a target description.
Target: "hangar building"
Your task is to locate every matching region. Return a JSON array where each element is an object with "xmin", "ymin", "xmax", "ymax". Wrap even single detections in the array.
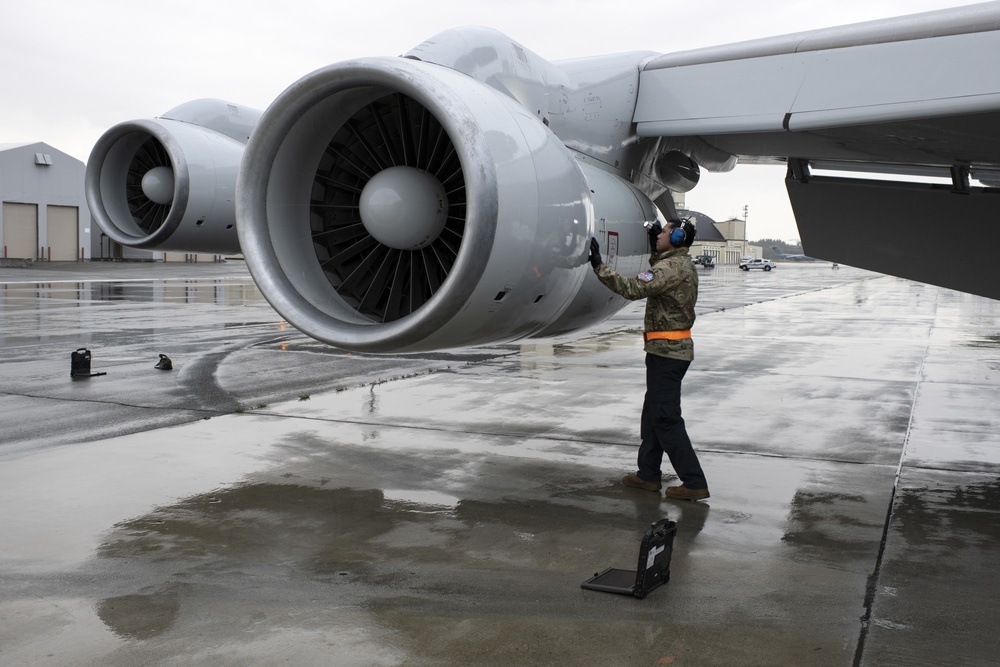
[{"xmin": 0, "ymin": 142, "xmax": 91, "ymax": 262}]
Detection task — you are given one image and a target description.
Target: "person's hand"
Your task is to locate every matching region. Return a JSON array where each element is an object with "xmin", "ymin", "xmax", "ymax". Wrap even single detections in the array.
[
  {"xmin": 589, "ymin": 237, "xmax": 602, "ymax": 269},
  {"xmin": 646, "ymin": 222, "xmax": 662, "ymax": 252}
]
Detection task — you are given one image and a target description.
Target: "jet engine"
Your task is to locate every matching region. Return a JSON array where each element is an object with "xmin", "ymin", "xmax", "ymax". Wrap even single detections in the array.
[
  {"xmin": 236, "ymin": 57, "xmax": 659, "ymax": 353},
  {"xmin": 85, "ymin": 99, "xmax": 261, "ymax": 253}
]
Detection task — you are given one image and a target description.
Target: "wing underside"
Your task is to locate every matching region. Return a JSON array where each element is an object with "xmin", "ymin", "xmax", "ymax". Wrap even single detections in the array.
[{"xmin": 634, "ymin": 2, "xmax": 1000, "ymax": 299}]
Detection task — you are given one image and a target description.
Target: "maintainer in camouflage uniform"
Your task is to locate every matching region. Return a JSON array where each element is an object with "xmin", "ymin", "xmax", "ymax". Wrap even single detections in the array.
[{"xmin": 588, "ymin": 219, "xmax": 710, "ymax": 501}]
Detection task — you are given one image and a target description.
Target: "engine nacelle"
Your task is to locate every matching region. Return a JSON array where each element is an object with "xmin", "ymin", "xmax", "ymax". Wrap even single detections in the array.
[
  {"xmin": 237, "ymin": 57, "xmax": 656, "ymax": 353},
  {"xmin": 656, "ymin": 151, "xmax": 701, "ymax": 193},
  {"xmin": 85, "ymin": 99, "xmax": 261, "ymax": 253}
]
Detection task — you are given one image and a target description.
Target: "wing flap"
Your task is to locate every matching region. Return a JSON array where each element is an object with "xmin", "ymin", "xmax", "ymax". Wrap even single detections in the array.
[{"xmin": 788, "ymin": 174, "xmax": 1000, "ymax": 301}]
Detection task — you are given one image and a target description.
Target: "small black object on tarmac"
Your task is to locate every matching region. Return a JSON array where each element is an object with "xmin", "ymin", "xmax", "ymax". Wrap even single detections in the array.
[
  {"xmin": 581, "ymin": 517, "xmax": 676, "ymax": 599},
  {"xmin": 154, "ymin": 354, "xmax": 173, "ymax": 370},
  {"xmin": 70, "ymin": 348, "xmax": 107, "ymax": 378}
]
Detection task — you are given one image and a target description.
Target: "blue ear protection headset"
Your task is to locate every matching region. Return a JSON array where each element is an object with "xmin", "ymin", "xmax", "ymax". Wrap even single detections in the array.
[{"xmin": 669, "ymin": 222, "xmax": 687, "ymax": 247}]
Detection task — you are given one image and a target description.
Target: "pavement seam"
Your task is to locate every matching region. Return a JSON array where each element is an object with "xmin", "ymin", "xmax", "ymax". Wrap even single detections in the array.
[
  {"xmin": 0, "ymin": 390, "xmax": 224, "ymax": 415},
  {"xmin": 851, "ymin": 335, "xmax": 930, "ymax": 666}
]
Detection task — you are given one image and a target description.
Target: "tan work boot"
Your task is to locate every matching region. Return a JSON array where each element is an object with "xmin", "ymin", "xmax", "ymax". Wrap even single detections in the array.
[
  {"xmin": 665, "ymin": 484, "xmax": 710, "ymax": 501},
  {"xmin": 622, "ymin": 473, "xmax": 662, "ymax": 492}
]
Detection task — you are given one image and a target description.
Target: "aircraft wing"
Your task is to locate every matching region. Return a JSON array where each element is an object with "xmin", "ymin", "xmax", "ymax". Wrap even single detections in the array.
[{"xmin": 634, "ymin": 2, "xmax": 1000, "ymax": 299}]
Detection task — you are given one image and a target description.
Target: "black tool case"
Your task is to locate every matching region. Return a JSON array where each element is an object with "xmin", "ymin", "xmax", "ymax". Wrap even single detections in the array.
[
  {"xmin": 71, "ymin": 348, "xmax": 92, "ymax": 377},
  {"xmin": 581, "ymin": 518, "xmax": 676, "ymax": 599},
  {"xmin": 70, "ymin": 348, "xmax": 106, "ymax": 378}
]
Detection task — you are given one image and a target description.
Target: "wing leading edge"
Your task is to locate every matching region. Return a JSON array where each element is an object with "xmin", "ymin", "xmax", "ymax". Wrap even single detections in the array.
[{"xmin": 633, "ymin": 2, "xmax": 1000, "ymax": 299}]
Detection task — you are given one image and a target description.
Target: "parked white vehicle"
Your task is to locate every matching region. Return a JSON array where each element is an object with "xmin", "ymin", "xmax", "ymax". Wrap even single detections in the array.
[{"xmin": 739, "ymin": 258, "xmax": 776, "ymax": 271}]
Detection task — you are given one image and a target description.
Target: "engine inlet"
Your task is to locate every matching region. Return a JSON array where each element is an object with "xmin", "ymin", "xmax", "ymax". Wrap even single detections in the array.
[{"xmin": 308, "ymin": 92, "xmax": 467, "ymax": 322}]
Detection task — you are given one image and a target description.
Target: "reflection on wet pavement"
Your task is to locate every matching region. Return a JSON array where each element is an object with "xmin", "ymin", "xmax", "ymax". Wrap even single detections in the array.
[
  {"xmin": 96, "ymin": 591, "xmax": 182, "ymax": 640},
  {"xmin": 863, "ymin": 472, "xmax": 1000, "ymax": 666},
  {"xmin": 782, "ymin": 489, "xmax": 877, "ymax": 560}
]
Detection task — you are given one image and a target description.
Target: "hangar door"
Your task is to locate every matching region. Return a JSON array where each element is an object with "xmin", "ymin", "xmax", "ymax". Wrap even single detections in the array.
[
  {"xmin": 3, "ymin": 202, "xmax": 38, "ymax": 259},
  {"xmin": 47, "ymin": 205, "xmax": 79, "ymax": 260}
]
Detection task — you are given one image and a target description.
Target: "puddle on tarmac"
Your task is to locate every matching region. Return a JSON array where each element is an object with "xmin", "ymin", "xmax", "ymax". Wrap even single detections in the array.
[{"xmin": 96, "ymin": 588, "xmax": 182, "ymax": 639}]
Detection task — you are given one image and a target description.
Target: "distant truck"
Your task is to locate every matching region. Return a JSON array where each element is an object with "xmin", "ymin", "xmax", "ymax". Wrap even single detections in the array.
[
  {"xmin": 692, "ymin": 254, "xmax": 715, "ymax": 268},
  {"xmin": 739, "ymin": 258, "xmax": 776, "ymax": 271}
]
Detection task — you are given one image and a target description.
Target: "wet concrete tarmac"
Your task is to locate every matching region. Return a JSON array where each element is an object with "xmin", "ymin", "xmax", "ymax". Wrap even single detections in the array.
[{"xmin": 1, "ymin": 260, "xmax": 999, "ymax": 666}]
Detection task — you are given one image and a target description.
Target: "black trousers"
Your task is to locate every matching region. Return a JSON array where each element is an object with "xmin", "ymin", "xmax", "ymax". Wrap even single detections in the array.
[{"xmin": 637, "ymin": 354, "xmax": 708, "ymax": 489}]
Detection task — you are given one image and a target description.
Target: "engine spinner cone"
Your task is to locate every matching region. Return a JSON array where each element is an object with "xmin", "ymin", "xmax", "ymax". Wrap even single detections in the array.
[
  {"xmin": 140, "ymin": 165, "xmax": 174, "ymax": 205},
  {"xmin": 359, "ymin": 166, "xmax": 448, "ymax": 250}
]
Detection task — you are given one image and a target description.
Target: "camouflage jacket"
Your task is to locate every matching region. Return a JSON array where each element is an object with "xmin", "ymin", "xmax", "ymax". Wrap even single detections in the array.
[{"xmin": 595, "ymin": 247, "xmax": 698, "ymax": 360}]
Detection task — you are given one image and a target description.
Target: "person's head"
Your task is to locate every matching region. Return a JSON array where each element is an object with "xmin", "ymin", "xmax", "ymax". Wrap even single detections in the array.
[{"xmin": 656, "ymin": 218, "xmax": 696, "ymax": 251}]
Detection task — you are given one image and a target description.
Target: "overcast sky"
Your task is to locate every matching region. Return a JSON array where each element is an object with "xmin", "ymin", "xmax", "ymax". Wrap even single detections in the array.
[{"xmin": 0, "ymin": 0, "xmax": 982, "ymax": 241}]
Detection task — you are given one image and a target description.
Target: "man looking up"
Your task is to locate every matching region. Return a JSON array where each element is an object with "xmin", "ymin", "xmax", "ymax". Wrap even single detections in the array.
[{"xmin": 588, "ymin": 219, "xmax": 710, "ymax": 501}]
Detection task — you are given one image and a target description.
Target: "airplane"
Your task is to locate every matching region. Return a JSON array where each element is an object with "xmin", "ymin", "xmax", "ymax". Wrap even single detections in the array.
[
  {"xmin": 771, "ymin": 247, "xmax": 817, "ymax": 262},
  {"xmin": 85, "ymin": 2, "xmax": 1000, "ymax": 354}
]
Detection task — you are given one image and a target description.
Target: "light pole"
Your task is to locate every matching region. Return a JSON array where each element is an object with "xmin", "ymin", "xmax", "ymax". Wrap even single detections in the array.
[{"xmin": 742, "ymin": 204, "xmax": 748, "ymax": 257}]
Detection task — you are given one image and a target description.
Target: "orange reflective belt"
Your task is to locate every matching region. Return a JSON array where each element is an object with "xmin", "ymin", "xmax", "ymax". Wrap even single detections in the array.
[{"xmin": 643, "ymin": 329, "xmax": 692, "ymax": 342}]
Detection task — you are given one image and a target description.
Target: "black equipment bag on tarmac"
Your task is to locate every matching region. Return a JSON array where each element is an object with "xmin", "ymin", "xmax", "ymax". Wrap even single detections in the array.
[
  {"xmin": 71, "ymin": 348, "xmax": 106, "ymax": 378},
  {"xmin": 71, "ymin": 348, "xmax": 92, "ymax": 377}
]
